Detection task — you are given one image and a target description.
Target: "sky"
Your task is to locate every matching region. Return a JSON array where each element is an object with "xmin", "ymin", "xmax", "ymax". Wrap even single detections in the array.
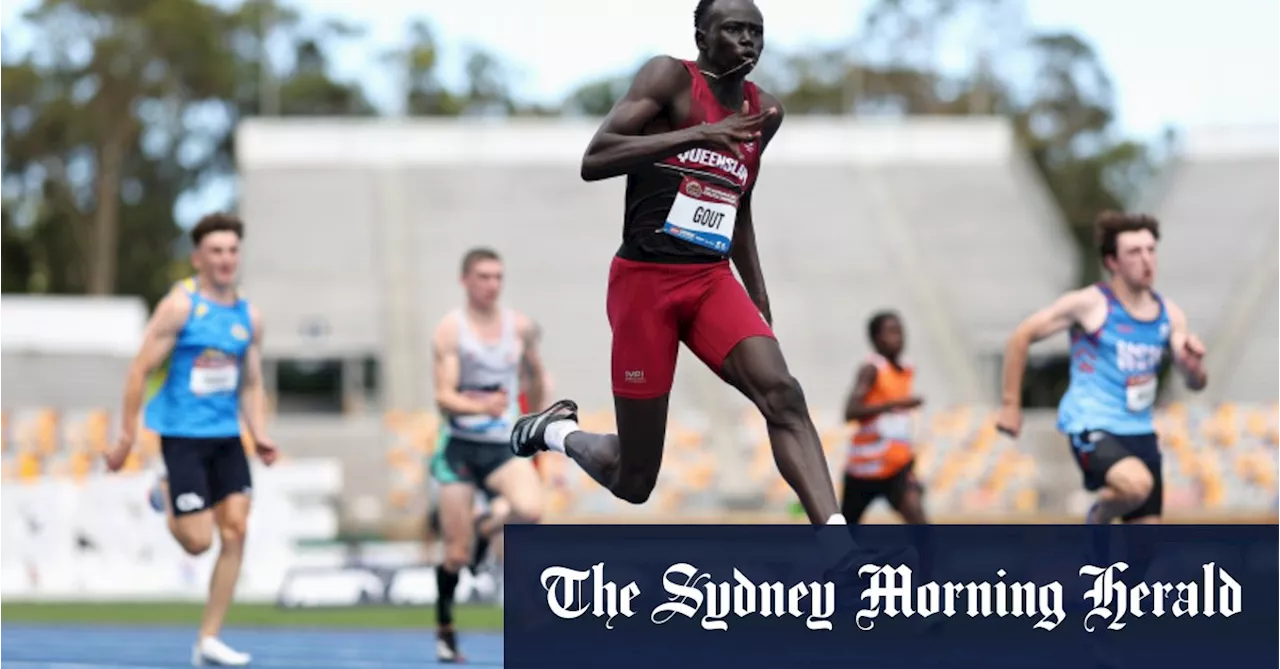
[
  {"xmin": 2, "ymin": 0, "xmax": 1276, "ymax": 140},
  {"xmin": 1, "ymin": 0, "xmax": 1276, "ymax": 221}
]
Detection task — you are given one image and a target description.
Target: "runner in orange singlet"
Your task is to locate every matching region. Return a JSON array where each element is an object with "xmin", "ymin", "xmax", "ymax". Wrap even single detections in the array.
[{"xmin": 841, "ymin": 311, "xmax": 928, "ymax": 525}]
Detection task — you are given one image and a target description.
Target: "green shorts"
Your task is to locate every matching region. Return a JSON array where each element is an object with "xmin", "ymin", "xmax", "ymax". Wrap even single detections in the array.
[{"xmin": 430, "ymin": 432, "xmax": 513, "ymax": 488}]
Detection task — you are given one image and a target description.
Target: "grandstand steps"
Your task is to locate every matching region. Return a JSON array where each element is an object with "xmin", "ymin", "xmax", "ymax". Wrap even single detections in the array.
[{"xmin": 1141, "ymin": 128, "xmax": 1279, "ymax": 404}]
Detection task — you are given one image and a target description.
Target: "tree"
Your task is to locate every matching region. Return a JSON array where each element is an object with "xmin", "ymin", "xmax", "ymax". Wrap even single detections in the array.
[
  {"xmin": 3, "ymin": 0, "xmax": 379, "ymax": 304},
  {"xmin": 1, "ymin": 204, "xmax": 34, "ymax": 293},
  {"xmin": 1010, "ymin": 32, "xmax": 1160, "ymax": 283},
  {"xmin": 382, "ymin": 21, "xmax": 461, "ymax": 116},
  {"xmin": 564, "ymin": 71, "xmax": 634, "ymax": 117},
  {"xmin": 384, "ymin": 21, "xmax": 523, "ymax": 117},
  {"xmin": 3, "ymin": 0, "xmax": 236, "ymax": 296}
]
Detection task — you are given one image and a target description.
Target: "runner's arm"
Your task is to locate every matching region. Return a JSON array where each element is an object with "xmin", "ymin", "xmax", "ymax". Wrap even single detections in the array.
[
  {"xmin": 239, "ymin": 307, "xmax": 269, "ymax": 442},
  {"xmin": 843, "ymin": 364, "xmax": 881, "ymax": 422},
  {"xmin": 844, "ymin": 363, "xmax": 920, "ymax": 421},
  {"xmin": 581, "ymin": 56, "xmax": 707, "ymax": 181},
  {"xmin": 1164, "ymin": 298, "xmax": 1208, "ymax": 391},
  {"xmin": 120, "ymin": 290, "xmax": 191, "ymax": 441},
  {"xmin": 1000, "ymin": 288, "xmax": 1098, "ymax": 408},
  {"xmin": 516, "ymin": 314, "xmax": 548, "ymax": 412},
  {"xmin": 433, "ymin": 317, "xmax": 493, "ymax": 415},
  {"xmin": 732, "ymin": 95, "xmax": 785, "ymax": 321}
]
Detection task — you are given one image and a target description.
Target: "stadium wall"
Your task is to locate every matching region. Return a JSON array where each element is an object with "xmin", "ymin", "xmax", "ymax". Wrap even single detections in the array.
[{"xmin": 1, "ymin": 296, "xmax": 148, "ymax": 409}]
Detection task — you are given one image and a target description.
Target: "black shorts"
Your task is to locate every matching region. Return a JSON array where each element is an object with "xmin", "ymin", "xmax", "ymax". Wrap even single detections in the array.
[
  {"xmin": 160, "ymin": 436, "xmax": 253, "ymax": 516},
  {"xmin": 430, "ymin": 435, "xmax": 513, "ymax": 488},
  {"xmin": 841, "ymin": 461, "xmax": 920, "ymax": 524},
  {"xmin": 1068, "ymin": 431, "xmax": 1163, "ymax": 520}
]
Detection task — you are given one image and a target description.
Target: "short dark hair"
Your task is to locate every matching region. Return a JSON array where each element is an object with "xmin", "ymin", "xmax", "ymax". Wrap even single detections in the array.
[
  {"xmin": 694, "ymin": 0, "xmax": 716, "ymax": 29},
  {"xmin": 1095, "ymin": 211, "xmax": 1160, "ymax": 260},
  {"xmin": 867, "ymin": 310, "xmax": 899, "ymax": 341},
  {"xmin": 461, "ymin": 247, "xmax": 501, "ymax": 276},
  {"xmin": 191, "ymin": 213, "xmax": 243, "ymax": 247}
]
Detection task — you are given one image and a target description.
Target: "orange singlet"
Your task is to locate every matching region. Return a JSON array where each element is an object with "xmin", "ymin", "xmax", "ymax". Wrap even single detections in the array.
[{"xmin": 846, "ymin": 354, "xmax": 916, "ymax": 480}]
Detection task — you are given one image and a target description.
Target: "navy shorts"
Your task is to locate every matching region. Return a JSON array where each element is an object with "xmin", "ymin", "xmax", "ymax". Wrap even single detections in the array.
[
  {"xmin": 841, "ymin": 461, "xmax": 920, "ymax": 524},
  {"xmin": 430, "ymin": 435, "xmax": 513, "ymax": 490},
  {"xmin": 160, "ymin": 436, "xmax": 253, "ymax": 516},
  {"xmin": 1068, "ymin": 431, "xmax": 1163, "ymax": 520}
]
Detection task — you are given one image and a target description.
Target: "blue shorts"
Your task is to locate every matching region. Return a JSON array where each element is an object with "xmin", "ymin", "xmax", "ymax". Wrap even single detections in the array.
[
  {"xmin": 1068, "ymin": 431, "xmax": 1162, "ymax": 520},
  {"xmin": 161, "ymin": 436, "xmax": 252, "ymax": 516}
]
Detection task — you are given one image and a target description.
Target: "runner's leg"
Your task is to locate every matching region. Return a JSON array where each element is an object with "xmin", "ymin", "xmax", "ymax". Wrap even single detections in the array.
[
  {"xmin": 515, "ymin": 258, "xmax": 678, "ymax": 505},
  {"xmin": 159, "ymin": 437, "xmax": 216, "ymax": 555},
  {"xmin": 203, "ymin": 493, "xmax": 249, "ymax": 640},
  {"xmin": 682, "ymin": 265, "xmax": 841, "ymax": 525},
  {"xmin": 199, "ymin": 438, "xmax": 253, "ymax": 641},
  {"xmin": 720, "ymin": 337, "xmax": 841, "ymax": 524},
  {"xmin": 435, "ymin": 481, "xmax": 476, "ymax": 662}
]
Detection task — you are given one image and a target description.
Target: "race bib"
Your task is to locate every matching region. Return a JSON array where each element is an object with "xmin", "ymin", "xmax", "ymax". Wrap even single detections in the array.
[
  {"xmin": 190, "ymin": 364, "xmax": 239, "ymax": 395},
  {"xmin": 451, "ymin": 390, "xmax": 510, "ymax": 434},
  {"xmin": 1125, "ymin": 374, "xmax": 1157, "ymax": 412},
  {"xmin": 662, "ymin": 175, "xmax": 739, "ymax": 254},
  {"xmin": 452, "ymin": 415, "xmax": 507, "ymax": 432},
  {"xmin": 876, "ymin": 412, "xmax": 913, "ymax": 442}
]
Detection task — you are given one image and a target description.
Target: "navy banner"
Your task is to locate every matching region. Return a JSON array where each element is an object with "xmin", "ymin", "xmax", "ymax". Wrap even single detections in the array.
[{"xmin": 505, "ymin": 524, "xmax": 1278, "ymax": 669}]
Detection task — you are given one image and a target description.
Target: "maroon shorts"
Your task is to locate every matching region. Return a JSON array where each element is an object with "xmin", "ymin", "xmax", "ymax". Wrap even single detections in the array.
[{"xmin": 607, "ymin": 256, "xmax": 776, "ymax": 399}]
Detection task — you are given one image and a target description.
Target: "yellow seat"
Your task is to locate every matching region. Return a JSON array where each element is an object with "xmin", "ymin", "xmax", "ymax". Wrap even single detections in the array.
[
  {"xmin": 36, "ymin": 409, "xmax": 60, "ymax": 457},
  {"xmin": 121, "ymin": 450, "xmax": 144, "ymax": 473},
  {"xmin": 18, "ymin": 451, "xmax": 43, "ymax": 480},
  {"xmin": 139, "ymin": 431, "xmax": 161, "ymax": 457},
  {"xmin": 383, "ymin": 410, "xmax": 408, "ymax": 432},
  {"xmin": 683, "ymin": 460, "xmax": 714, "ymax": 492},
  {"xmin": 68, "ymin": 451, "xmax": 94, "ymax": 481},
  {"xmin": 1014, "ymin": 488, "xmax": 1038, "ymax": 513},
  {"xmin": 386, "ymin": 487, "xmax": 412, "ymax": 512}
]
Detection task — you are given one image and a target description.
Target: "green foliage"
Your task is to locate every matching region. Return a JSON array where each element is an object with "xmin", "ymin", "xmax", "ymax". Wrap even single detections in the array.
[{"xmin": 2, "ymin": 0, "xmax": 1161, "ymax": 303}]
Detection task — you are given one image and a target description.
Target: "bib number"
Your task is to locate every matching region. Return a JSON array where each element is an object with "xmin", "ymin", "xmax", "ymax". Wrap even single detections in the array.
[
  {"xmin": 876, "ymin": 413, "xmax": 913, "ymax": 442},
  {"xmin": 191, "ymin": 364, "xmax": 239, "ymax": 395},
  {"xmin": 1125, "ymin": 374, "xmax": 1157, "ymax": 412},
  {"xmin": 662, "ymin": 176, "xmax": 739, "ymax": 254},
  {"xmin": 451, "ymin": 390, "xmax": 510, "ymax": 433}
]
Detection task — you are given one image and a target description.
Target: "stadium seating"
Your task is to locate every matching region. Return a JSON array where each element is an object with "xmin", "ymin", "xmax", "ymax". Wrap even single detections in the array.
[
  {"xmin": 4, "ymin": 398, "xmax": 1276, "ymax": 525},
  {"xmin": 4, "ymin": 403, "xmax": 1276, "ymax": 522}
]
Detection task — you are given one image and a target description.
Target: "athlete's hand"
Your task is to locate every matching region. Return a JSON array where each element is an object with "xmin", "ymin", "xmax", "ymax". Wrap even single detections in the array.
[
  {"xmin": 254, "ymin": 436, "xmax": 279, "ymax": 466},
  {"xmin": 897, "ymin": 396, "xmax": 925, "ymax": 410},
  {"xmin": 1182, "ymin": 334, "xmax": 1206, "ymax": 361},
  {"xmin": 699, "ymin": 101, "xmax": 777, "ymax": 159},
  {"xmin": 1180, "ymin": 334, "xmax": 1207, "ymax": 388},
  {"xmin": 483, "ymin": 391, "xmax": 509, "ymax": 418},
  {"xmin": 105, "ymin": 435, "xmax": 133, "ymax": 472},
  {"xmin": 994, "ymin": 404, "xmax": 1022, "ymax": 438}
]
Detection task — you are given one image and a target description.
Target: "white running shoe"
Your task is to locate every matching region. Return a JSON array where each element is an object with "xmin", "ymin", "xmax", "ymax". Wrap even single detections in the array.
[{"xmin": 192, "ymin": 636, "xmax": 251, "ymax": 666}]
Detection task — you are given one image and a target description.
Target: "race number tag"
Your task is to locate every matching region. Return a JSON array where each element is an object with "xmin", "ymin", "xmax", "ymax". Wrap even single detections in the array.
[
  {"xmin": 876, "ymin": 412, "xmax": 913, "ymax": 442},
  {"xmin": 1125, "ymin": 374, "xmax": 1157, "ymax": 412},
  {"xmin": 190, "ymin": 354, "xmax": 240, "ymax": 395},
  {"xmin": 662, "ymin": 175, "xmax": 739, "ymax": 254},
  {"xmin": 450, "ymin": 390, "xmax": 508, "ymax": 434}
]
